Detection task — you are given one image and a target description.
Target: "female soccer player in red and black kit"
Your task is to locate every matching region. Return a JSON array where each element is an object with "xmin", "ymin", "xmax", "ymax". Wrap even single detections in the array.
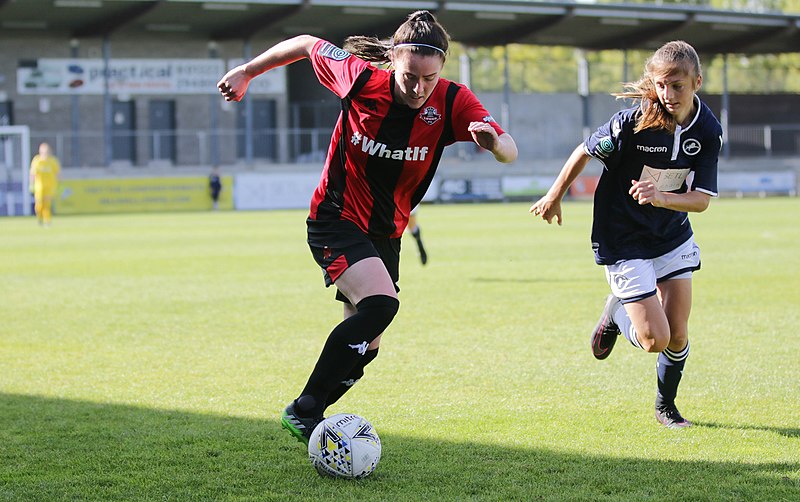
[{"xmin": 218, "ymin": 10, "xmax": 518, "ymax": 444}]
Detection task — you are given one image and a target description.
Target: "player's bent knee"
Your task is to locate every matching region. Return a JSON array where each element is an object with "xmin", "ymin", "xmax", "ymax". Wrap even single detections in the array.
[
  {"xmin": 356, "ymin": 295, "xmax": 400, "ymax": 339},
  {"xmin": 640, "ymin": 336, "xmax": 669, "ymax": 353},
  {"xmin": 669, "ymin": 330, "xmax": 689, "ymax": 349}
]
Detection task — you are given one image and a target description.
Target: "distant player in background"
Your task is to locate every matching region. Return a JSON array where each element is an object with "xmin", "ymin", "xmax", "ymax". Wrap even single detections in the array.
[
  {"xmin": 406, "ymin": 207, "xmax": 428, "ymax": 265},
  {"xmin": 209, "ymin": 166, "xmax": 222, "ymax": 210},
  {"xmin": 530, "ymin": 41, "xmax": 721, "ymax": 428},
  {"xmin": 218, "ymin": 10, "xmax": 517, "ymax": 445},
  {"xmin": 29, "ymin": 142, "xmax": 61, "ymax": 226}
]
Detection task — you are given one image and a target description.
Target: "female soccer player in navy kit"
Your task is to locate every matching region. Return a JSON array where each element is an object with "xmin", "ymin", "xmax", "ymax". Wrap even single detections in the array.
[
  {"xmin": 218, "ymin": 11, "xmax": 517, "ymax": 444},
  {"xmin": 530, "ymin": 41, "xmax": 721, "ymax": 428}
]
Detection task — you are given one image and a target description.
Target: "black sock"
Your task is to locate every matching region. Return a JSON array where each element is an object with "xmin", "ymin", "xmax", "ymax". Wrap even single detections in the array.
[
  {"xmin": 411, "ymin": 227, "xmax": 428, "ymax": 264},
  {"xmin": 295, "ymin": 295, "xmax": 398, "ymax": 418},
  {"xmin": 656, "ymin": 342, "xmax": 689, "ymax": 408},
  {"xmin": 325, "ymin": 348, "xmax": 379, "ymax": 409},
  {"xmin": 412, "ymin": 227, "xmax": 423, "ymax": 247}
]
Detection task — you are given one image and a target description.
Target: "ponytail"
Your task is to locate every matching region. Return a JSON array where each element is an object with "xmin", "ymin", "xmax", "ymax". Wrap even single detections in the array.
[
  {"xmin": 343, "ymin": 10, "xmax": 450, "ymax": 64},
  {"xmin": 343, "ymin": 36, "xmax": 391, "ymax": 63}
]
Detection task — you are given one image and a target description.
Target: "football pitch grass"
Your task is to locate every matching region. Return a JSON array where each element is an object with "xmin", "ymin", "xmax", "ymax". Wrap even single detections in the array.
[{"xmin": 2, "ymin": 198, "xmax": 798, "ymax": 501}]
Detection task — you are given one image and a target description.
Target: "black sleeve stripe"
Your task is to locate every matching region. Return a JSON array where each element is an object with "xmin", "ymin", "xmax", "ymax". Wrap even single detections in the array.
[
  {"xmin": 327, "ymin": 67, "xmax": 375, "ymax": 213},
  {"xmin": 339, "ymin": 67, "xmax": 373, "ymax": 166},
  {"xmin": 348, "ymin": 67, "xmax": 373, "ymax": 99}
]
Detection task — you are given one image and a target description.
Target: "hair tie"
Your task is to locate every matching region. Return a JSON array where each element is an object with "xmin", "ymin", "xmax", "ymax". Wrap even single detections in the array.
[{"xmin": 392, "ymin": 43, "xmax": 446, "ymax": 55}]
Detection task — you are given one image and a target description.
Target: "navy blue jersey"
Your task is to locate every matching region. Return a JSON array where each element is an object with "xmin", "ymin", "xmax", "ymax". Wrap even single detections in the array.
[
  {"xmin": 209, "ymin": 174, "xmax": 221, "ymax": 192},
  {"xmin": 584, "ymin": 96, "xmax": 722, "ymax": 264}
]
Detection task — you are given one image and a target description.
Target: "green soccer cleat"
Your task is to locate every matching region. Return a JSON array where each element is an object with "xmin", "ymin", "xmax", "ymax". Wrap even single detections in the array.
[{"xmin": 281, "ymin": 401, "xmax": 323, "ymax": 445}]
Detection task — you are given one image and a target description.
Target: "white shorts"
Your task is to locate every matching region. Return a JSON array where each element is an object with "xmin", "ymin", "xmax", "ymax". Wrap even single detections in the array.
[{"xmin": 604, "ymin": 236, "xmax": 700, "ymax": 304}]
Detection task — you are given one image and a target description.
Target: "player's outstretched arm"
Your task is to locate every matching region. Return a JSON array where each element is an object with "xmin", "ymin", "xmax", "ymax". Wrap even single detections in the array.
[
  {"xmin": 492, "ymin": 133, "xmax": 518, "ymax": 163},
  {"xmin": 530, "ymin": 144, "xmax": 592, "ymax": 225},
  {"xmin": 467, "ymin": 122, "xmax": 517, "ymax": 163},
  {"xmin": 218, "ymin": 35, "xmax": 320, "ymax": 102}
]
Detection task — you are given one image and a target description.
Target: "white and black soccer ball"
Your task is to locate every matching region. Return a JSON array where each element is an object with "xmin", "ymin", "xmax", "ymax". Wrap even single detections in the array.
[{"xmin": 308, "ymin": 413, "xmax": 381, "ymax": 479}]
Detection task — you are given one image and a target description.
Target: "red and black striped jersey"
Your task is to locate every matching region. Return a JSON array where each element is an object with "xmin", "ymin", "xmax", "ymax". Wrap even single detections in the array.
[{"xmin": 308, "ymin": 39, "xmax": 506, "ymax": 239}]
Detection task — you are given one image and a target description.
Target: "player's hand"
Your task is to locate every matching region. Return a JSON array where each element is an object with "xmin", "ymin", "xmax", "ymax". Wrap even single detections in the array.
[
  {"xmin": 468, "ymin": 121, "xmax": 498, "ymax": 151},
  {"xmin": 529, "ymin": 197, "xmax": 563, "ymax": 225},
  {"xmin": 217, "ymin": 65, "xmax": 251, "ymax": 102},
  {"xmin": 629, "ymin": 179, "xmax": 666, "ymax": 207}
]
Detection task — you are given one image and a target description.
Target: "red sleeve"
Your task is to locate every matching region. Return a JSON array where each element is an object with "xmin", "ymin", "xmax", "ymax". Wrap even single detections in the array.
[
  {"xmin": 309, "ymin": 39, "xmax": 371, "ymax": 98},
  {"xmin": 450, "ymin": 85, "xmax": 505, "ymax": 142}
]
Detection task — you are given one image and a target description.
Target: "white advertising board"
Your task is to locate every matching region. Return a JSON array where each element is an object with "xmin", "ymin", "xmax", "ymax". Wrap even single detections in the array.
[
  {"xmin": 717, "ymin": 171, "xmax": 796, "ymax": 194},
  {"xmin": 234, "ymin": 172, "xmax": 320, "ymax": 210},
  {"xmin": 17, "ymin": 58, "xmax": 285, "ymax": 95}
]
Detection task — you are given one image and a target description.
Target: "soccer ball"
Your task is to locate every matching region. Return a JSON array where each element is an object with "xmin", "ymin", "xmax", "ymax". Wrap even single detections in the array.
[{"xmin": 308, "ymin": 413, "xmax": 381, "ymax": 479}]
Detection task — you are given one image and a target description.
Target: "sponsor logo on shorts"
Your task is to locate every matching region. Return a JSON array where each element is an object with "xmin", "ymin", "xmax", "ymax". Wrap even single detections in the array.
[
  {"xmin": 612, "ymin": 273, "xmax": 630, "ymax": 290},
  {"xmin": 681, "ymin": 250, "xmax": 698, "ymax": 260}
]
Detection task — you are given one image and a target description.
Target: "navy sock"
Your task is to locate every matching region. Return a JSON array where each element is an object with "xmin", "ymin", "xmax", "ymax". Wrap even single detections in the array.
[
  {"xmin": 296, "ymin": 295, "xmax": 398, "ymax": 418},
  {"xmin": 656, "ymin": 342, "xmax": 690, "ymax": 408}
]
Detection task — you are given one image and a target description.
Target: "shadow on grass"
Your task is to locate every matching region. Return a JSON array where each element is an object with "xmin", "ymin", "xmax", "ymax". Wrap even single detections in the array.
[
  {"xmin": 694, "ymin": 420, "xmax": 800, "ymax": 439},
  {"xmin": 1, "ymin": 393, "xmax": 797, "ymax": 501}
]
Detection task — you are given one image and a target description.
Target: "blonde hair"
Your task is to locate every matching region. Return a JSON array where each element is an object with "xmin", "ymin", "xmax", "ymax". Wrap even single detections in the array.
[
  {"xmin": 615, "ymin": 41, "xmax": 701, "ymax": 134},
  {"xmin": 343, "ymin": 10, "xmax": 450, "ymax": 64}
]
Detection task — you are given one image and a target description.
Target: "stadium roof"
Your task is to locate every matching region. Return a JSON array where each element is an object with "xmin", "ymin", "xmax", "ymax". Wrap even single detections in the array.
[{"xmin": 1, "ymin": 0, "xmax": 798, "ymax": 55}]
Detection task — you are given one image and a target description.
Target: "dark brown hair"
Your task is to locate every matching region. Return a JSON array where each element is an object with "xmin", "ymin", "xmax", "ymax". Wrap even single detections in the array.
[{"xmin": 343, "ymin": 10, "xmax": 450, "ymax": 64}]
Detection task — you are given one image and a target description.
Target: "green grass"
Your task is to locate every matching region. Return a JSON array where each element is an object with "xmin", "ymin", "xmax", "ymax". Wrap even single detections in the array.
[{"xmin": 1, "ymin": 199, "xmax": 799, "ymax": 501}]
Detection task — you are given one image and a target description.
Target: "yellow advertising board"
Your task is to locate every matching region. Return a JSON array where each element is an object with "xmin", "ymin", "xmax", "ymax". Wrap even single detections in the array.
[{"xmin": 57, "ymin": 176, "xmax": 233, "ymax": 214}]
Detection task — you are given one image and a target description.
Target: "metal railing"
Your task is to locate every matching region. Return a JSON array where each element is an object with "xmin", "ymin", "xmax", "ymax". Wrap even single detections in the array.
[
  {"xmin": 23, "ymin": 124, "xmax": 800, "ymax": 169},
  {"xmin": 726, "ymin": 124, "xmax": 800, "ymax": 157}
]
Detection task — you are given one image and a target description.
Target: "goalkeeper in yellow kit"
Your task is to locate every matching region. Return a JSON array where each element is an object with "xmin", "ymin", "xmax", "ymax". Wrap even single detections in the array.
[{"xmin": 29, "ymin": 142, "xmax": 61, "ymax": 226}]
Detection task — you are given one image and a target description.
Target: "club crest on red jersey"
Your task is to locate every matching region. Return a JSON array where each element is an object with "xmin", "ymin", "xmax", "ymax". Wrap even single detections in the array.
[{"xmin": 419, "ymin": 106, "xmax": 441, "ymax": 125}]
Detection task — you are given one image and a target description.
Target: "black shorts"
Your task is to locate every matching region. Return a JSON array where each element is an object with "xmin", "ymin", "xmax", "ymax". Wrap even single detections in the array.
[{"xmin": 307, "ymin": 218, "xmax": 401, "ymax": 303}]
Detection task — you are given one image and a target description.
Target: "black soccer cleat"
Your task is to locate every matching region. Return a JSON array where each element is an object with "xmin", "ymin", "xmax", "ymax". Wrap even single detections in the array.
[
  {"xmin": 590, "ymin": 294, "xmax": 622, "ymax": 360},
  {"xmin": 655, "ymin": 404, "xmax": 693, "ymax": 429},
  {"xmin": 281, "ymin": 401, "xmax": 323, "ymax": 445}
]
